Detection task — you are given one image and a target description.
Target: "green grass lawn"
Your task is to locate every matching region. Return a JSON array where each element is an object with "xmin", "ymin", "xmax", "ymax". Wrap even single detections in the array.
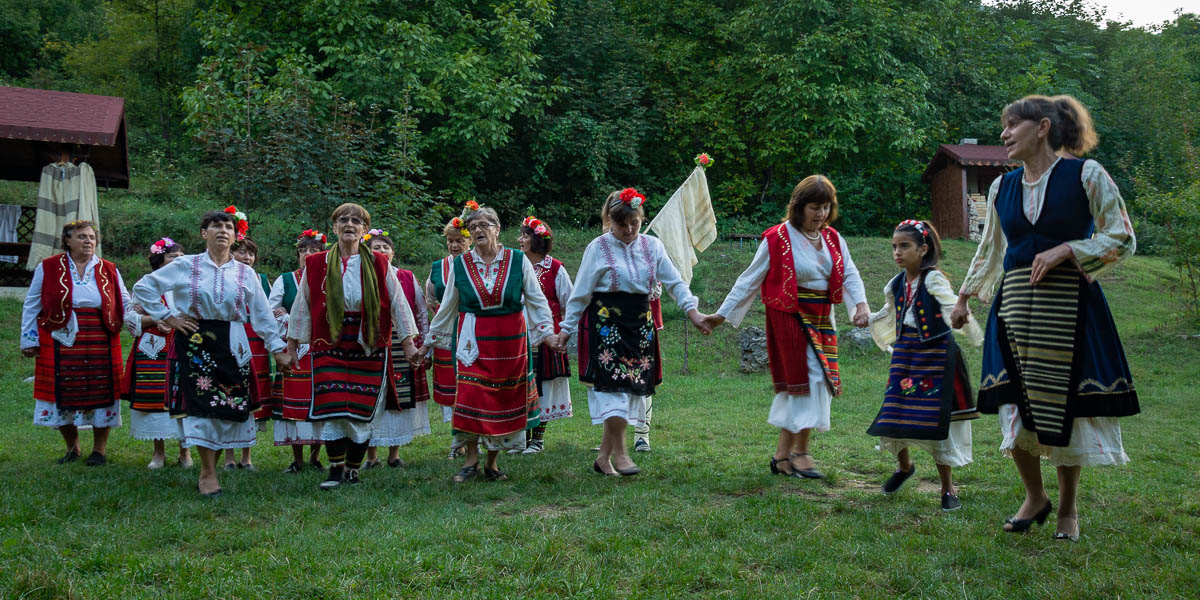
[{"xmin": 2, "ymin": 233, "xmax": 1198, "ymax": 599}]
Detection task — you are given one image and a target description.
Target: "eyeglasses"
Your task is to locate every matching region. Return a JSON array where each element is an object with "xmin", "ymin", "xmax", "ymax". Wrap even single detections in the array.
[
  {"xmin": 336, "ymin": 216, "xmax": 365, "ymax": 225},
  {"xmin": 467, "ymin": 222, "xmax": 496, "ymax": 232}
]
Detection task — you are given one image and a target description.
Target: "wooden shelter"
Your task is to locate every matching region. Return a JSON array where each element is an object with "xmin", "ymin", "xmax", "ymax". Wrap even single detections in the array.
[
  {"xmin": 920, "ymin": 143, "xmax": 1017, "ymax": 241},
  {"xmin": 0, "ymin": 86, "xmax": 129, "ymax": 285}
]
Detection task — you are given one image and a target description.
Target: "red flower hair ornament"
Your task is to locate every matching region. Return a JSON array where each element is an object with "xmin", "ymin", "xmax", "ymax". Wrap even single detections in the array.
[
  {"xmin": 296, "ymin": 229, "xmax": 327, "ymax": 246},
  {"xmin": 223, "ymin": 205, "xmax": 250, "ymax": 240},
  {"xmin": 618, "ymin": 188, "xmax": 646, "ymax": 208},
  {"xmin": 522, "ymin": 216, "xmax": 551, "ymax": 239}
]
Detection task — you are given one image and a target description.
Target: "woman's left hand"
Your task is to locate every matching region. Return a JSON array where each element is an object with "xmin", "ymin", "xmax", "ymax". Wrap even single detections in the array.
[
  {"xmin": 1030, "ymin": 243, "xmax": 1075, "ymax": 285},
  {"xmin": 851, "ymin": 302, "xmax": 870, "ymax": 328},
  {"xmin": 273, "ymin": 351, "xmax": 294, "ymax": 374},
  {"xmin": 403, "ymin": 339, "xmax": 423, "ymax": 367}
]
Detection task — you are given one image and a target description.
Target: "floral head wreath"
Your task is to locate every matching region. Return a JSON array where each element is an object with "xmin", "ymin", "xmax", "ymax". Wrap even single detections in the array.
[
  {"xmin": 223, "ymin": 205, "xmax": 250, "ymax": 240},
  {"xmin": 521, "ymin": 216, "xmax": 551, "ymax": 239},
  {"xmin": 618, "ymin": 187, "xmax": 646, "ymax": 209},
  {"xmin": 362, "ymin": 228, "xmax": 390, "ymax": 242},
  {"xmin": 896, "ymin": 219, "xmax": 929, "ymax": 239},
  {"xmin": 449, "ymin": 217, "xmax": 470, "ymax": 239},
  {"xmin": 149, "ymin": 237, "xmax": 175, "ymax": 255},
  {"xmin": 296, "ymin": 229, "xmax": 327, "ymax": 246}
]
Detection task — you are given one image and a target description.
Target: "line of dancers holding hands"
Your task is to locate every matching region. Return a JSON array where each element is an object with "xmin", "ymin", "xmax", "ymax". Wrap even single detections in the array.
[{"xmin": 21, "ymin": 94, "xmax": 1139, "ymax": 543}]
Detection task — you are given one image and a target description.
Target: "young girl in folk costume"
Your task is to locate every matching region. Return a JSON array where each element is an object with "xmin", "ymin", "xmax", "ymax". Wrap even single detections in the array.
[
  {"xmin": 551, "ymin": 189, "xmax": 712, "ymax": 476},
  {"xmin": 22, "ymin": 220, "xmax": 131, "ymax": 467},
  {"xmin": 424, "ymin": 201, "xmax": 555, "ymax": 482},
  {"xmin": 867, "ymin": 220, "xmax": 983, "ymax": 511},
  {"xmin": 514, "ymin": 215, "xmax": 574, "ymax": 454},
  {"xmin": 267, "ymin": 229, "xmax": 326, "ymax": 473},
  {"xmin": 363, "ymin": 228, "xmax": 432, "ymax": 468},
  {"xmin": 287, "ymin": 203, "xmax": 420, "ymax": 490},
  {"xmin": 424, "ymin": 217, "xmax": 472, "ymax": 457},
  {"xmin": 132, "ymin": 209, "xmax": 292, "ymax": 496},
  {"xmin": 226, "ymin": 229, "xmax": 273, "ymax": 471},
  {"xmin": 123, "ymin": 237, "xmax": 193, "ymax": 469}
]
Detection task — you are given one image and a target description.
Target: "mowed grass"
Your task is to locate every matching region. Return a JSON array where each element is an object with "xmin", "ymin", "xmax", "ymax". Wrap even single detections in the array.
[{"xmin": 1, "ymin": 231, "xmax": 1198, "ymax": 599}]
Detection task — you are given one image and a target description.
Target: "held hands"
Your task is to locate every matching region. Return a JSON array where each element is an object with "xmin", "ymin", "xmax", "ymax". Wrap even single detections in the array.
[
  {"xmin": 700, "ymin": 313, "xmax": 726, "ymax": 332},
  {"xmin": 851, "ymin": 302, "xmax": 870, "ymax": 328},
  {"xmin": 546, "ymin": 332, "xmax": 568, "ymax": 354},
  {"xmin": 403, "ymin": 338, "xmax": 423, "ymax": 368},
  {"xmin": 273, "ymin": 307, "xmax": 287, "ymax": 319},
  {"xmin": 687, "ymin": 309, "xmax": 713, "ymax": 335},
  {"xmin": 950, "ymin": 296, "xmax": 971, "ymax": 329},
  {"xmin": 1030, "ymin": 243, "xmax": 1075, "ymax": 285},
  {"xmin": 163, "ymin": 314, "xmax": 199, "ymax": 335},
  {"xmin": 273, "ymin": 351, "xmax": 294, "ymax": 374}
]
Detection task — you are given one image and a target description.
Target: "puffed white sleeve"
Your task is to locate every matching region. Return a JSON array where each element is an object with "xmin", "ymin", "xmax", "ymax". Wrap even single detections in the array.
[
  {"xmin": 959, "ymin": 176, "xmax": 1007, "ymax": 302},
  {"xmin": 427, "ymin": 265, "xmax": 461, "ymax": 349},
  {"xmin": 520, "ymin": 255, "xmax": 555, "ymax": 347},
  {"xmin": 555, "ymin": 264, "xmax": 574, "ymax": 308},
  {"xmin": 410, "ymin": 274, "xmax": 430, "ymax": 342},
  {"xmin": 716, "ymin": 239, "xmax": 769, "ymax": 328},
  {"xmin": 287, "ymin": 269, "xmax": 313, "ymax": 343},
  {"xmin": 839, "ymin": 234, "xmax": 868, "ymax": 311},
  {"xmin": 1069, "ymin": 160, "xmax": 1136, "ymax": 279},
  {"xmin": 927, "ymin": 270, "xmax": 983, "ymax": 346},
  {"xmin": 268, "ymin": 275, "xmax": 286, "ymax": 311},
  {"xmin": 559, "ymin": 241, "xmax": 603, "ymax": 335},
  {"xmin": 654, "ymin": 238, "xmax": 699, "ymax": 312},
  {"xmin": 133, "ymin": 257, "xmax": 186, "ymax": 321},
  {"xmin": 384, "ymin": 267, "xmax": 417, "ymax": 341},
  {"xmin": 868, "ymin": 279, "xmax": 897, "ymax": 353},
  {"xmin": 19, "ymin": 263, "xmax": 45, "ymax": 349},
  {"xmin": 246, "ymin": 271, "xmax": 286, "ymax": 353}
]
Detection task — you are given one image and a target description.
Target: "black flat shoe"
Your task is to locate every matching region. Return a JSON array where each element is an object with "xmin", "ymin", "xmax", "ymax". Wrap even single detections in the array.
[
  {"xmin": 790, "ymin": 452, "xmax": 824, "ymax": 479},
  {"xmin": 363, "ymin": 459, "xmax": 381, "ymax": 469},
  {"xmin": 197, "ymin": 483, "xmax": 223, "ymax": 497},
  {"xmin": 238, "ymin": 462, "xmax": 257, "ymax": 472},
  {"xmin": 223, "ymin": 463, "xmax": 237, "ymax": 471},
  {"xmin": 84, "ymin": 451, "xmax": 107, "ymax": 466},
  {"xmin": 1003, "ymin": 501, "xmax": 1053, "ymax": 533},
  {"xmin": 452, "ymin": 464, "xmax": 479, "ymax": 483},
  {"xmin": 319, "ymin": 465, "xmax": 346, "ymax": 490},
  {"xmin": 56, "ymin": 449, "xmax": 81, "ymax": 465},
  {"xmin": 387, "ymin": 458, "xmax": 406, "ymax": 468},
  {"xmin": 770, "ymin": 456, "xmax": 802, "ymax": 478},
  {"xmin": 283, "ymin": 461, "xmax": 303, "ymax": 474},
  {"xmin": 1053, "ymin": 515, "xmax": 1080, "ymax": 541},
  {"xmin": 593, "ymin": 460, "xmax": 618, "ymax": 477},
  {"xmin": 615, "ymin": 464, "xmax": 641, "ymax": 476},
  {"xmin": 308, "ymin": 457, "xmax": 324, "ymax": 470},
  {"xmin": 941, "ymin": 493, "xmax": 962, "ymax": 512},
  {"xmin": 483, "ymin": 467, "xmax": 509, "ymax": 482},
  {"xmin": 882, "ymin": 465, "xmax": 916, "ymax": 494}
]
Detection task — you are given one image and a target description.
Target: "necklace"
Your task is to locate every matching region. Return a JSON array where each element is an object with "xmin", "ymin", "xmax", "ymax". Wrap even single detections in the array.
[{"xmin": 801, "ymin": 228, "xmax": 821, "ymax": 241}]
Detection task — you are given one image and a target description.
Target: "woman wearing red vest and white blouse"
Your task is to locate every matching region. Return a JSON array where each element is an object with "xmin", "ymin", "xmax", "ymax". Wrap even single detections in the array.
[
  {"xmin": 22, "ymin": 220, "xmax": 130, "ymax": 467},
  {"xmin": 706, "ymin": 176, "xmax": 869, "ymax": 479}
]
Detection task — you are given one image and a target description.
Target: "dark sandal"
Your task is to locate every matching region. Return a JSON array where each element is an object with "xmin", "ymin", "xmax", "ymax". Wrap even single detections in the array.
[
  {"xmin": 84, "ymin": 451, "xmax": 107, "ymax": 466},
  {"xmin": 483, "ymin": 467, "xmax": 509, "ymax": 481},
  {"xmin": 387, "ymin": 458, "xmax": 406, "ymax": 468},
  {"xmin": 56, "ymin": 449, "xmax": 81, "ymax": 465},
  {"xmin": 1003, "ymin": 501, "xmax": 1053, "ymax": 533},
  {"xmin": 789, "ymin": 452, "xmax": 824, "ymax": 479},
  {"xmin": 453, "ymin": 464, "xmax": 479, "ymax": 483},
  {"xmin": 593, "ymin": 460, "xmax": 618, "ymax": 477},
  {"xmin": 770, "ymin": 456, "xmax": 801, "ymax": 478}
]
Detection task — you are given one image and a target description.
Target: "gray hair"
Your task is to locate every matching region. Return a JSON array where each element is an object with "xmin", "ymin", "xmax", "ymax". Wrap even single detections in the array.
[{"xmin": 464, "ymin": 206, "xmax": 501, "ymax": 229}]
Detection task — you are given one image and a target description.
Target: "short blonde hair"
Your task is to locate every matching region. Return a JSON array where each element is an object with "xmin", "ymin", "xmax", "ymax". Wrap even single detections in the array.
[{"xmin": 331, "ymin": 203, "xmax": 371, "ymax": 228}]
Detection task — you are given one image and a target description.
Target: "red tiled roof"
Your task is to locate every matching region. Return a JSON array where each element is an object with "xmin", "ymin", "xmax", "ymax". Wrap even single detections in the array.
[
  {"xmin": 0, "ymin": 86, "xmax": 125, "ymax": 146},
  {"xmin": 921, "ymin": 143, "xmax": 1018, "ymax": 182}
]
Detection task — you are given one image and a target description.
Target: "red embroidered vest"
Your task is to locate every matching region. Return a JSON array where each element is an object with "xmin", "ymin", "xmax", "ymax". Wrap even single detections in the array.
[
  {"xmin": 535, "ymin": 257, "xmax": 564, "ymax": 333},
  {"xmin": 395, "ymin": 267, "xmax": 422, "ymax": 345},
  {"xmin": 38, "ymin": 253, "xmax": 124, "ymax": 333},
  {"xmin": 305, "ymin": 250, "xmax": 394, "ymax": 351},
  {"xmin": 760, "ymin": 223, "xmax": 845, "ymax": 312}
]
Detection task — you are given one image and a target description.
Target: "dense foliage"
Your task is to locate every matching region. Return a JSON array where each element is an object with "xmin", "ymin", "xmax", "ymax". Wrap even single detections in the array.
[{"xmin": 2, "ymin": 0, "xmax": 1197, "ymax": 239}]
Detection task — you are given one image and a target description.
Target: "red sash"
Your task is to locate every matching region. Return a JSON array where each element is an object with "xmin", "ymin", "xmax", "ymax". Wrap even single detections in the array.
[
  {"xmin": 38, "ymin": 254, "xmax": 124, "ymax": 333},
  {"xmin": 304, "ymin": 250, "xmax": 393, "ymax": 351},
  {"xmin": 760, "ymin": 224, "xmax": 845, "ymax": 312}
]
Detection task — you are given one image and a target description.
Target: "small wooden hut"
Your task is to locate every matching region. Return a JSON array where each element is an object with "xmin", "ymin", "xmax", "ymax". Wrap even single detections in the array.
[{"xmin": 920, "ymin": 143, "xmax": 1017, "ymax": 241}]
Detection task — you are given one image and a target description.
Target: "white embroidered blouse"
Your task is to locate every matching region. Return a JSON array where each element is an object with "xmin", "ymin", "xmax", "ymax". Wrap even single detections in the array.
[
  {"xmin": 21, "ymin": 254, "xmax": 132, "ymax": 349},
  {"xmin": 960, "ymin": 158, "xmax": 1137, "ymax": 302},
  {"xmin": 286, "ymin": 253, "xmax": 418, "ymax": 354},
  {"xmin": 715, "ymin": 222, "xmax": 867, "ymax": 328},
  {"xmin": 559, "ymin": 233, "xmax": 699, "ymax": 335},
  {"xmin": 868, "ymin": 269, "xmax": 983, "ymax": 353},
  {"xmin": 132, "ymin": 251, "xmax": 286, "ymax": 353},
  {"xmin": 427, "ymin": 247, "xmax": 555, "ymax": 350}
]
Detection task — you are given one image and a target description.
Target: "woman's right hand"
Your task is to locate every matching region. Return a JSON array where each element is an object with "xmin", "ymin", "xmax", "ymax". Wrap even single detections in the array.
[
  {"xmin": 163, "ymin": 315, "xmax": 199, "ymax": 334},
  {"xmin": 273, "ymin": 307, "xmax": 287, "ymax": 318},
  {"xmin": 949, "ymin": 296, "xmax": 971, "ymax": 329}
]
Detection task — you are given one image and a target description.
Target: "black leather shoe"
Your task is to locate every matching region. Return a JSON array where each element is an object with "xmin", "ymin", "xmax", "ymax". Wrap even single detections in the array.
[
  {"xmin": 84, "ymin": 451, "xmax": 107, "ymax": 466},
  {"xmin": 56, "ymin": 449, "xmax": 81, "ymax": 465},
  {"xmin": 941, "ymin": 493, "xmax": 962, "ymax": 512},
  {"xmin": 1003, "ymin": 501, "xmax": 1053, "ymax": 533},
  {"xmin": 319, "ymin": 465, "xmax": 345, "ymax": 490},
  {"xmin": 882, "ymin": 466, "xmax": 916, "ymax": 494}
]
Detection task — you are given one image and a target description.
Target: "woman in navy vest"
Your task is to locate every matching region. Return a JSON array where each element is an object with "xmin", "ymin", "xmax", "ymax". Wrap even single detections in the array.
[{"xmin": 951, "ymin": 95, "xmax": 1139, "ymax": 542}]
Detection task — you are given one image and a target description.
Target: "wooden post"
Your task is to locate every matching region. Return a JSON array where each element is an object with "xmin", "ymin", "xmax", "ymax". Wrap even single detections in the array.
[{"xmin": 680, "ymin": 317, "xmax": 691, "ymax": 375}]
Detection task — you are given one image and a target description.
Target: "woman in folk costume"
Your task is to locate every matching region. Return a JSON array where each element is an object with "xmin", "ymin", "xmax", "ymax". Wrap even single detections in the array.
[
  {"xmin": 424, "ymin": 202, "xmax": 555, "ymax": 482},
  {"xmin": 424, "ymin": 217, "xmax": 472, "ymax": 457},
  {"xmin": 225, "ymin": 231, "xmax": 273, "ymax": 471},
  {"xmin": 867, "ymin": 220, "xmax": 983, "ymax": 512},
  {"xmin": 950, "ymin": 95, "xmax": 1139, "ymax": 542},
  {"xmin": 287, "ymin": 203, "xmax": 420, "ymax": 490},
  {"xmin": 21, "ymin": 220, "xmax": 130, "ymax": 467},
  {"xmin": 132, "ymin": 210, "xmax": 293, "ymax": 496},
  {"xmin": 513, "ymin": 215, "xmax": 573, "ymax": 455},
  {"xmin": 363, "ymin": 228, "xmax": 432, "ymax": 468},
  {"xmin": 705, "ymin": 176, "xmax": 869, "ymax": 479},
  {"xmin": 267, "ymin": 229, "xmax": 327, "ymax": 473},
  {"xmin": 550, "ymin": 189, "xmax": 711, "ymax": 477},
  {"xmin": 123, "ymin": 237, "xmax": 192, "ymax": 469},
  {"xmin": 597, "ymin": 203, "xmax": 663, "ymax": 453}
]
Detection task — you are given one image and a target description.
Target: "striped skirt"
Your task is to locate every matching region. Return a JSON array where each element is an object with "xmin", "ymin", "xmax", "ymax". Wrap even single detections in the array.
[
  {"xmin": 308, "ymin": 313, "xmax": 391, "ymax": 422},
  {"xmin": 431, "ymin": 347, "xmax": 456, "ymax": 407},
  {"xmin": 246, "ymin": 323, "xmax": 275, "ymax": 421},
  {"xmin": 390, "ymin": 333, "xmax": 430, "ymax": 410},
  {"xmin": 452, "ymin": 310, "xmax": 536, "ymax": 437},
  {"xmin": 123, "ymin": 332, "xmax": 169, "ymax": 412},
  {"xmin": 867, "ymin": 327, "xmax": 977, "ymax": 441},
  {"xmin": 34, "ymin": 308, "xmax": 123, "ymax": 411},
  {"xmin": 765, "ymin": 288, "xmax": 840, "ymax": 397}
]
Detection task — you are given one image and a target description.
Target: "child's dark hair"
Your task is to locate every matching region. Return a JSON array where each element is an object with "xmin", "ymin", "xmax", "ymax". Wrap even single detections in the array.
[
  {"xmin": 520, "ymin": 224, "xmax": 553, "ymax": 255},
  {"xmin": 147, "ymin": 240, "xmax": 184, "ymax": 270},
  {"xmin": 895, "ymin": 219, "xmax": 942, "ymax": 270}
]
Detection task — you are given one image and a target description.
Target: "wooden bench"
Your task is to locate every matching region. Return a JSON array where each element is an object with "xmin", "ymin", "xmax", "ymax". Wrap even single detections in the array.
[{"xmin": 728, "ymin": 233, "xmax": 758, "ymax": 251}]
